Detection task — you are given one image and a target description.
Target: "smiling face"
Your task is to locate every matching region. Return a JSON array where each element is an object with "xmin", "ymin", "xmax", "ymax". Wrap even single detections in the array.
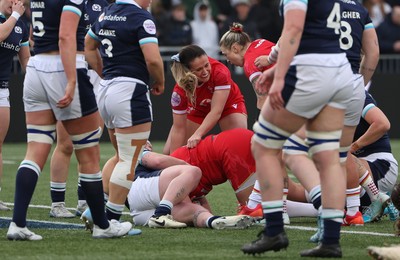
[{"xmin": 188, "ymin": 55, "xmax": 211, "ymax": 84}]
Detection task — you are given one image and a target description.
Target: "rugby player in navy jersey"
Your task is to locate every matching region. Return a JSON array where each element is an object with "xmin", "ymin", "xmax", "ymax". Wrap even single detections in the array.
[
  {"xmin": 48, "ymin": 0, "xmax": 109, "ymax": 219},
  {"xmin": 241, "ymin": 0, "xmax": 354, "ymax": 257},
  {"xmin": 0, "ymin": 0, "xmax": 29, "ymax": 211},
  {"xmin": 347, "ymin": 90, "xmax": 398, "ymax": 222},
  {"xmin": 337, "ymin": 0, "xmax": 387, "ymax": 225},
  {"xmin": 280, "ymin": 0, "xmax": 382, "ymax": 242},
  {"xmin": 7, "ymin": 0, "xmax": 132, "ymax": 241},
  {"xmin": 85, "ymin": 0, "xmax": 165, "ymax": 225}
]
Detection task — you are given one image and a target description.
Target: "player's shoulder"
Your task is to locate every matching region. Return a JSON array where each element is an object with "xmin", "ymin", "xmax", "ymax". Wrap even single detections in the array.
[
  {"xmin": 252, "ymin": 39, "xmax": 275, "ymax": 48},
  {"xmin": 172, "ymin": 84, "xmax": 185, "ymax": 94},
  {"xmin": 209, "ymin": 57, "xmax": 231, "ymax": 76}
]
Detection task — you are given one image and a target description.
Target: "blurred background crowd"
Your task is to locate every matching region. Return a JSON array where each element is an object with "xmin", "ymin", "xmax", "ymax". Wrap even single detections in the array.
[
  {"xmin": 148, "ymin": 0, "xmax": 400, "ymax": 56},
  {"xmin": 19, "ymin": 0, "xmax": 400, "ymax": 57}
]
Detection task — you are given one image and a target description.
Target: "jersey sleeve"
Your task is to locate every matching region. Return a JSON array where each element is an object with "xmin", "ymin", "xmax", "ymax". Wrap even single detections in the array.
[
  {"xmin": 212, "ymin": 63, "xmax": 232, "ymax": 91},
  {"xmin": 63, "ymin": 0, "xmax": 85, "ymax": 17},
  {"xmin": 87, "ymin": 7, "xmax": 105, "ymax": 41},
  {"xmin": 87, "ymin": 17, "xmax": 101, "ymax": 41},
  {"xmin": 362, "ymin": 92, "xmax": 376, "ymax": 119},
  {"xmin": 171, "ymin": 84, "xmax": 188, "ymax": 115},
  {"xmin": 244, "ymin": 56, "xmax": 262, "ymax": 83},
  {"xmin": 137, "ymin": 13, "xmax": 158, "ymax": 46},
  {"xmin": 364, "ymin": 11, "xmax": 374, "ymax": 30}
]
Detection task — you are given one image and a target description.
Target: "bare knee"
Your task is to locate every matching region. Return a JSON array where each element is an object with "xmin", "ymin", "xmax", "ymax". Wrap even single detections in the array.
[{"xmin": 56, "ymin": 138, "xmax": 74, "ymax": 156}]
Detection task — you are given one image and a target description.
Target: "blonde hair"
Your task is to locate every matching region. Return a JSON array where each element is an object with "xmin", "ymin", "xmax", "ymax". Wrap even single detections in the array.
[
  {"xmin": 219, "ymin": 22, "xmax": 251, "ymax": 50},
  {"xmin": 170, "ymin": 45, "xmax": 207, "ymax": 105}
]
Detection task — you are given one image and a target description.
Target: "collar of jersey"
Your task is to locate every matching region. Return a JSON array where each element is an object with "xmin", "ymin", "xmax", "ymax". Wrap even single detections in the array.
[
  {"xmin": 0, "ymin": 12, "xmax": 6, "ymax": 19},
  {"xmin": 116, "ymin": 0, "xmax": 141, "ymax": 8}
]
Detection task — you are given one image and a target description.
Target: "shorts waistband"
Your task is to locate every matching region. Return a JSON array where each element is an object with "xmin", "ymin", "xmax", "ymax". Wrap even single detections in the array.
[{"xmin": 0, "ymin": 81, "xmax": 9, "ymax": 89}]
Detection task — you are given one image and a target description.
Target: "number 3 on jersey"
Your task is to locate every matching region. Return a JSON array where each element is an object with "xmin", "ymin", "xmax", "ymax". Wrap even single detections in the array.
[{"xmin": 101, "ymin": 38, "xmax": 113, "ymax": 58}]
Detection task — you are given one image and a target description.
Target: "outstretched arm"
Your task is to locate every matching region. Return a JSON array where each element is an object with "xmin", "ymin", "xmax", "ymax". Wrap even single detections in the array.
[
  {"xmin": 187, "ymin": 89, "xmax": 229, "ymax": 148},
  {"xmin": 140, "ymin": 151, "xmax": 188, "ymax": 170}
]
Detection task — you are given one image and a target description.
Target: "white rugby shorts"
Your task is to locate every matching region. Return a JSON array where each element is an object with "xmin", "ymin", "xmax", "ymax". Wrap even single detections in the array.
[
  {"xmin": 23, "ymin": 54, "xmax": 97, "ymax": 120},
  {"xmin": 284, "ymin": 53, "xmax": 353, "ymax": 119},
  {"xmin": 128, "ymin": 174, "xmax": 160, "ymax": 226},
  {"xmin": 344, "ymin": 74, "xmax": 365, "ymax": 127},
  {"xmin": 0, "ymin": 88, "xmax": 10, "ymax": 107},
  {"xmin": 97, "ymin": 77, "xmax": 152, "ymax": 129}
]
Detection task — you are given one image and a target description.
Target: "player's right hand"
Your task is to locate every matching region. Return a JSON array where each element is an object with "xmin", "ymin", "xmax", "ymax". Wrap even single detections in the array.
[
  {"xmin": 57, "ymin": 82, "xmax": 75, "ymax": 108},
  {"xmin": 150, "ymin": 82, "xmax": 164, "ymax": 96},
  {"xmin": 12, "ymin": 0, "xmax": 25, "ymax": 16}
]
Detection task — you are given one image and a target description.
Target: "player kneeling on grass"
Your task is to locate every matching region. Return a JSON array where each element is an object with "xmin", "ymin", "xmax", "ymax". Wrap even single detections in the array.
[
  {"xmin": 127, "ymin": 144, "xmax": 254, "ymax": 229},
  {"xmin": 82, "ymin": 142, "xmax": 254, "ymax": 229}
]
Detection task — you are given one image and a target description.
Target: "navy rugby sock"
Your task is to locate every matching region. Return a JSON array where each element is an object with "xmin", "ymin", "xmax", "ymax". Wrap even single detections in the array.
[
  {"xmin": 13, "ymin": 163, "xmax": 39, "ymax": 227},
  {"xmin": 154, "ymin": 200, "xmax": 173, "ymax": 217},
  {"xmin": 79, "ymin": 173, "xmax": 109, "ymax": 229},
  {"xmin": 50, "ymin": 182, "xmax": 66, "ymax": 203}
]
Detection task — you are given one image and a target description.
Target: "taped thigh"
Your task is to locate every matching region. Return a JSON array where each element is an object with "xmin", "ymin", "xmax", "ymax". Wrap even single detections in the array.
[
  {"xmin": 339, "ymin": 146, "xmax": 350, "ymax": 164},
  {"xmin": 306, "ymin": 130, "xmax": 341, "ymax": 156},
  {"xmin": 70, "ymin": 127, "xmax": 102, "ymax": 150},
  {"xmin": 283, "ymin": 134, "xmax": 309, "ymax": 156},
  {"xmin": 27, "ymin": 124, "xmax": 56, "ymax": 144},
  {"xmin": 252, "ymin": 115, "xmax": 291, "ymax": 149}
]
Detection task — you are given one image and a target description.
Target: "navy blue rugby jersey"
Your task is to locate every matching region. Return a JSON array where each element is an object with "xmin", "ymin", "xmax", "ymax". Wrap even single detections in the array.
[
  {"xmin": 88, "ymin": 0, "xmax": 158, "ymax": 84},
  {"xmin": 30, "ymin": 0, "xmax": 86, "ymax": 54},
  {"xmin": 339, "ymin": 0, "xmax": 373, "ymax": 73},
  {"xmin": 282, "ymin": 0, "xmax": 342, "ymax": 54},
  {"xmin": 353, "ymin": 91, "xmax": 392, "ymax": 157},
  {"xmin": 0, "ymin": 14, "xmax": 29, "ymax": 81},
  {"xmin": 85, "ymin": 0, "xmax": 108, "ymax": 32}
]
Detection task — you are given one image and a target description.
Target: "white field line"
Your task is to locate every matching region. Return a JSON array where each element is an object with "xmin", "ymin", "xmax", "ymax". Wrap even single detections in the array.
[
  {"xmin": 2, "ymin": 202, "xmax": 131, "ymax": 215},
  {"xmin": 2, "ymin": 202, "xmax": 397, "ymax": 237},
  {"xmin": 285, "ymin": 225, "xmax": 396, "ymax": 237},
  {"xmin": 0, "ymin": 216, "xmax": 83, "ymax": 228},
  {"xmin": 3, "ymin": 160, "xmax": 17, "ymax": 165}
]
